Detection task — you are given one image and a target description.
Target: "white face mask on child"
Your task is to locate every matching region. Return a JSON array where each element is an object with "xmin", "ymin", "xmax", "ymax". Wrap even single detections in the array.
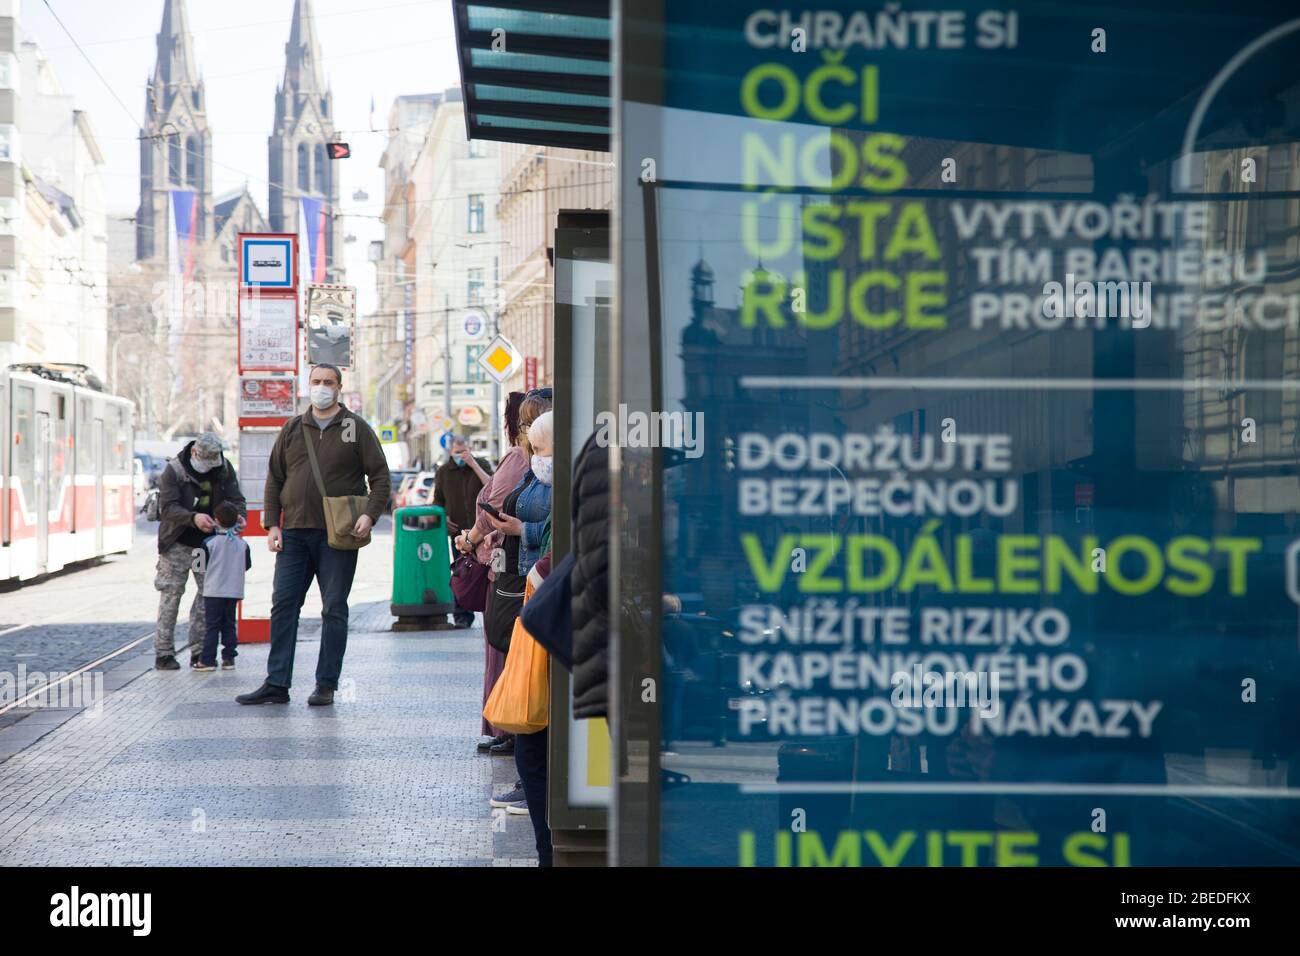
[{"xmin": 531, "ymin": 454, "xmax": 553, "ymax": 486}]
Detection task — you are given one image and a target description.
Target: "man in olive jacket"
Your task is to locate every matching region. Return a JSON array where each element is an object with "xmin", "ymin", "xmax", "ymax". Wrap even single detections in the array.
[{"xmin": 237, "ymin": 364, "xmax": 390, "ymax": 707}]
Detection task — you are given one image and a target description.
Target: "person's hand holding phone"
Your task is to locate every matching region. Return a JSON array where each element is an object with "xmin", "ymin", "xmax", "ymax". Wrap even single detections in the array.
[{"xmin": 478, "ymin": 501, "xmax": 521, "ymax": 535}]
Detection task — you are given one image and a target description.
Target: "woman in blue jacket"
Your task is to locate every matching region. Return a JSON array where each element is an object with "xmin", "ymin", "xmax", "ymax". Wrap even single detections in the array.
[{"xmin": 484, "ymin": 407, "xmax": 555, "ymax": 865}]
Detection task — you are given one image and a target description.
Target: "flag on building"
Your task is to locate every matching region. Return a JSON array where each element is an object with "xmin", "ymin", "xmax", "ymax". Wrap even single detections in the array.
[
  {"xmin": 166, "ymin": 189, "xmax": 199, "ymax": 385},
  {"xmin": 299, "ymin": 195, "xmax": 328, "ymax": 284},
  {"xmin": 167, "ymin": 188, "xmax": 199, "ymax": 281}
]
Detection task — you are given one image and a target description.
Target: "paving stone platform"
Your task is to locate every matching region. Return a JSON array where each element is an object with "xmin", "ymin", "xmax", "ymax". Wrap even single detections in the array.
[{"xmin": 0, "ymin": 602, "xmax": 538, "ymax": 866}]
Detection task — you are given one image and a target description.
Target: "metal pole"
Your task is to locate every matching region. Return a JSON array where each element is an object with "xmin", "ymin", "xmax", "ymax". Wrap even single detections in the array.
[
  {"xmin": 444, "ymin": 293, "xmax": 453, "ymax": 422},
  {"xmin": 491, "ymin": 254, "xmax": 500, "ymax": 461}
]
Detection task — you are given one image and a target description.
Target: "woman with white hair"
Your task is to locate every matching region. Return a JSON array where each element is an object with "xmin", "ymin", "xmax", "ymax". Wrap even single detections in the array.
[
  {"xmin": 483, "ymin": 407, "xmax": 555, "ymax": 865},
  {"xmin": 483, "ymin": 409, "xmax": 553, "ymax": 577}
]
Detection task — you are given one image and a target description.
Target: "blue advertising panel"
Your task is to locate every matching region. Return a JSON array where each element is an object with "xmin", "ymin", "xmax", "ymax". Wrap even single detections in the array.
[{"xmin": 615, "ymin": 0, "xmax": 1300, "ymax": 866}]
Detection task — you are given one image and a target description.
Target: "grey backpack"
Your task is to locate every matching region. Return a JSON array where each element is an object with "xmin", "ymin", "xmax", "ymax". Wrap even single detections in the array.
[{"xmin": 145, "ymin": 458, "xmax": 185, "ymax": 521}]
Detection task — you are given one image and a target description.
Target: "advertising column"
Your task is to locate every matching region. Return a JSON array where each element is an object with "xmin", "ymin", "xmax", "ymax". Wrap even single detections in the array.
[{"xmin": 237, "ymin": 232, "xmax": 298, "ymax": 642}]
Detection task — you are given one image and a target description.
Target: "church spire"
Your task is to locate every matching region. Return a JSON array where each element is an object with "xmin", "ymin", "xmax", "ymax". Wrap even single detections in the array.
[
  {"xmin": 268, "ymin": 0, "xmax": 341, "ymax": 280},
  {"xmin": 283, "ymin": 0, "xmax": 325, "ymax": 94},
  {"xmin": 138, "ymin": 0, "xmax": 211, "ymax": 260},
  {"xmin": 153, "ymin": 0, "xmax": 199, "ymax": 91}
]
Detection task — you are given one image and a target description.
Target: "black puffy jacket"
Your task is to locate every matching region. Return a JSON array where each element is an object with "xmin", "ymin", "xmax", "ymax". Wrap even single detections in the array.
[{"xmin": 570, "ymin": 433, "xmax": 610, "ymax": 719}]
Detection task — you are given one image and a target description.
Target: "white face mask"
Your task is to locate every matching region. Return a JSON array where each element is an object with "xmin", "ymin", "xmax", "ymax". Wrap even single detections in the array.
[
  {"xmin": 190, "ymin": 454, "xmax": 219, "ymax": 473},
  {"xmin": 310, "ymin": 385, "xmax": 337, "ymax": 411},
  {"xmin": 531, "ymin": 454, "xmax": 554, "ymax": 486}
]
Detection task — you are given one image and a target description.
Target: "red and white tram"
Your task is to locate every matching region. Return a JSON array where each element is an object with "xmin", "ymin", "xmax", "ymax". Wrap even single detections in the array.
[{"xmin": 0, "ymin": 363, "xmax": 135, "ymax": 582}]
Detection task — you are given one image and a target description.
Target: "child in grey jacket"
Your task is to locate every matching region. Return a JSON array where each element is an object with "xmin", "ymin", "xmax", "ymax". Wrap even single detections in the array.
[{"xmin": 196, "ymin": 501, "xmax": 252, "ymax": 671}]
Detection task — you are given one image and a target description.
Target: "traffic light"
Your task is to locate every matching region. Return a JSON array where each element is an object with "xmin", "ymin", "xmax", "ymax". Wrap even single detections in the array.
[{"xmin": 328, "ymin": 142, "xmax": 351, "ymax": 160}]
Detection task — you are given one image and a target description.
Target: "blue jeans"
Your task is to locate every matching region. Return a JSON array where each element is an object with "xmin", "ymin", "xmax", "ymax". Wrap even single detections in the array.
[
  {"xmin": 514, "ymin": 727, "xmax": 552, "ymax": 867},
  {"xmin": 201, "ymin": 596, "xmax": 238, "ymax": 665},
  {"xmin": 266, "ymin": 528, "xmax": 359, "ymax": 690}
]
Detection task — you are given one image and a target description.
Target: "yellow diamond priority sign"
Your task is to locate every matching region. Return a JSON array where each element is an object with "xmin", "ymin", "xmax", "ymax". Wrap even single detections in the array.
[{"xmin": 477, "ymin": 335, "xmax": 523, "ymax": 384}]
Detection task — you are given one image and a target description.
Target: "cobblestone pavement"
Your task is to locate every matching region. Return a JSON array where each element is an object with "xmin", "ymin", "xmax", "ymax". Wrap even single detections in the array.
[
  {"xmin": 0, "ymin": 518, "xmax": 164, "ymax": 696},
  {"xmin": 0, "ymin": 519, "xmax": 539, "ymax": 866}
]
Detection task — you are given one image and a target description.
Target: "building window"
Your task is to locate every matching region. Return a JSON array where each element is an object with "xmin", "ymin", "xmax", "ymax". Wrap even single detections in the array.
[
  {"xmin": 1243, "ymin": 331, "xmax": 1284, "ymax": 453},
  {"xmin": 185, "ymin": 137, "xmax": 199, "ymax": 186},
  {"xmin": 467, "ymin": 346, "xmax": 486, "ymax": 382},
  {"xmin": 1217, "ymin": 170, "xmax": 1232, "ymax": 248},
  {"xmin": 298, "ymin": 143, "xmax": 310, "ymax": 192},
  {"xmin": 467, "ymin": 194, "xmax": 484, "ymax": 233},
  {"xmin": 467, "ymin": 268, "xmax": 484, "ymax": 304},
  {"xmin": 0, "ymin": 197, "xmax": 18, "ymax": 235},
  {"xmin": 316, "ymin": 144, "xmax": 328, "ymax": 194},
  {"xmin": 1265, "ymin": 148, "xmax": 1290, "ymax": 239},
  {"xmin": 168, "ymin": 135, "xmax": 183, "ymax": 183}
]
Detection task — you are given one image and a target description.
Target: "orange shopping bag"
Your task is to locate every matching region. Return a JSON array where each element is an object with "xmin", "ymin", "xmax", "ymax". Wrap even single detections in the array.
[{"xmin": 483, "ymin": 580, "xmax": 549, "ymax": 734}]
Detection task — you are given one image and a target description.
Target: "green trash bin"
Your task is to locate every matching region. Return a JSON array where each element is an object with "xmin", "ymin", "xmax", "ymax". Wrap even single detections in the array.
[{"xmin": 391, "ymin": 505, "xmax": 454, "ymax": 618}]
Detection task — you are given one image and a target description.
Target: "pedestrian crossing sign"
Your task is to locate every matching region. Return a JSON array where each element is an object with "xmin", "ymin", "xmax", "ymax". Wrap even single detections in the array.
[
  {"xmin": 378, "ymin": 426, "xmax": 397, "ymax": 443},
  {"xmin": 476, "ymin": 335, "xmax": 522, "ymax": 384}
]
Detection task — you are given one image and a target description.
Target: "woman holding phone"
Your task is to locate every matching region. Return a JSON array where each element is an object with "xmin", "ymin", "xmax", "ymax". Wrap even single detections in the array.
[{"xmin": 455, "ymin": 388, "xmax": 552, "ymax": 757}]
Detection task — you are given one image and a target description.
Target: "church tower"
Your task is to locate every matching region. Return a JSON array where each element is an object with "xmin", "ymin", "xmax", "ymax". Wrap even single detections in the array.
[
  {"xmin": 137, "ymin": 0, "xmax": 212, "ymax": 262},
  {"xmin": 268, "ymin": 0, "xmax": 343, "ymax": 281}
]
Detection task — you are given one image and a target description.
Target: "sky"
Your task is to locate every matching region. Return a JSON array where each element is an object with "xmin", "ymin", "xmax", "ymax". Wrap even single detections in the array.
[{"xmin": 23, "ymin": 0, "xmax": 465, "ymax": 308}]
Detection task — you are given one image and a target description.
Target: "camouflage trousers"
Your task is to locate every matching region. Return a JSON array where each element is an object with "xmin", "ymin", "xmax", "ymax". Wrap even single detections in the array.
[{"xmin": 155, "ymin": 542, "xmax": 206, "ymax": 658}]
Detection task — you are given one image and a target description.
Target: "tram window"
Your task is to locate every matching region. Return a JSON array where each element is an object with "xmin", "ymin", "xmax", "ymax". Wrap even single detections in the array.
[
  {"xmin": 51, "ymin": 393, "xmax": 69, "ymax": 494},
  {"xmin": 104, "ymin": 405, "xmax": 117, "ymax": 472},
  {"xmin": 76, "ymin": 397, "xmax": 92, "ymax": 472},
  {"xmin": 13, "ymin": 384, "xmax": 33, "ymax": 483},
  {"xmin": 108, "ymin": 406, "xmax": 129, "ymax": 472}
]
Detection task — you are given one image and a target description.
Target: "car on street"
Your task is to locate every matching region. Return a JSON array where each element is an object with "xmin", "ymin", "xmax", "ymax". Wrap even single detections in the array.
[
  {"xmin": 134, "ymin": 452, "xmax": 168, "ymax": 488},
  {"xmin": 133, "ymin": 459, "xmax": 149, "ymax": 511},
  {"xmin": 407, "ymin": 470, "xmax": 437, "ymax": 506},
  {"xmin": 388, "ymin": 469, "xmax": 415, "ymax": 511},
  {"xmin": 393, "ymin": 475, "xmax": 417, "ymax": 510}
]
